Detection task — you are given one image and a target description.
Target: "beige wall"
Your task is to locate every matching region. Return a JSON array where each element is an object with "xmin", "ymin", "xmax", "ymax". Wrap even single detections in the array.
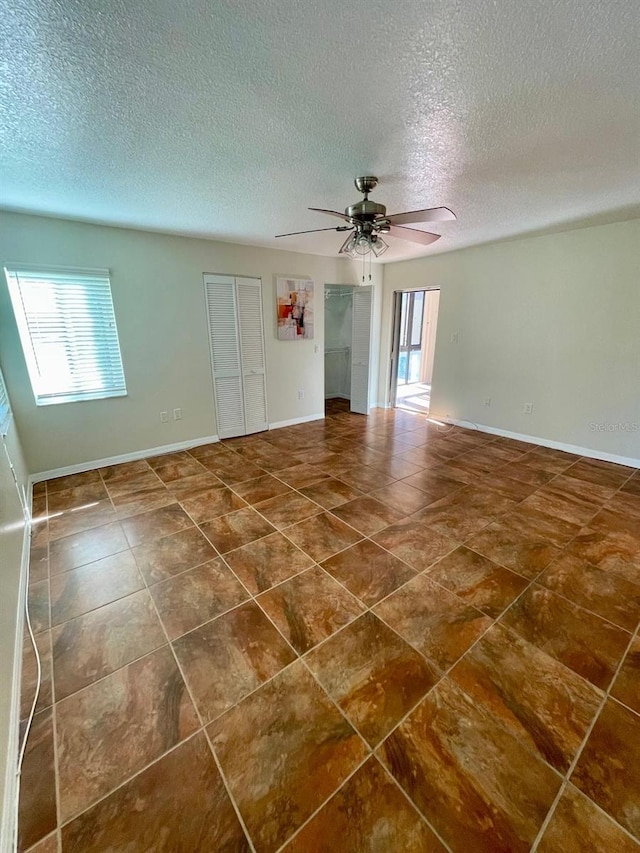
[
  {"xmin": 0, "ymin": 212, "xmax": 372, "ymax": 474},
  {"xmin": 0, "ymin": 414, "xmax": 29, "ymax": 845},
  {"xmin": 382, "ymin": 219, "xmax": 640, "ymax": 462}
]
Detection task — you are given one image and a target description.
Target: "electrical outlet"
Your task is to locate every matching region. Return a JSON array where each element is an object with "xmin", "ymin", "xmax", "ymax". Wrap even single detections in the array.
[
  {"xmin": 314, "ymin": 344, "xmax": 319, "ymax": 354},
  {"xmin": 484, "ymin": 398, "xmax": 491, "ymax": 407},
  {"xmin": 450, "ymin": 332, "xmax": 459, "ymax": 344},
  {"xmin": 524, "ymin": 403, "xmax": 534, "ymax": 414},
  {"xmin": 297, "ymin": 389, "xmax": 305, "ymax": 400},
  {"xmin": 173, "ymin": 408, "xmax": 182, "ymax": 420},
  {"xmin": 160, "ymin": 411, "xmax": 169, "ymax": 423}
]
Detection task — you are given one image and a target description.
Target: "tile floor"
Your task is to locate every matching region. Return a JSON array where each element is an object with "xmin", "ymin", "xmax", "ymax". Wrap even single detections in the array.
[{"xmin": 18, "ymin": 399, "xmax": 640, "ymax": 852}]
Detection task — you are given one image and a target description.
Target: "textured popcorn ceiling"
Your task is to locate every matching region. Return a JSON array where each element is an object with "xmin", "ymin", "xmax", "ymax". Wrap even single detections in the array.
[{"xmin": 1, "ymin": 0, "xmax": 639, "ymax": 261}]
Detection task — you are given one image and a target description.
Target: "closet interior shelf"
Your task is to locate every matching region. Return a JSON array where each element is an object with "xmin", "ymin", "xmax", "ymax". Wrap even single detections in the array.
[{"xmin": 325, "ymin": 346, "xmax": 351, "ymax": 353}]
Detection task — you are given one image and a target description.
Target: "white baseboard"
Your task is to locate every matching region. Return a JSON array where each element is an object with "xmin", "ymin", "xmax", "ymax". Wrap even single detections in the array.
[
  {"xmin": 1, "ymin": 519, "xmax": 30, "ymax": 853},
  {"xmin": 269, "ymin": 414, "xmax": 324, "ymax": 430},
  {"xmin": 31, "ymin": 435, "xmax": 220, "ymax": 483},
  {"xmin": 434, "ymin": 417, "xmax": 640, "ymax": 469}
]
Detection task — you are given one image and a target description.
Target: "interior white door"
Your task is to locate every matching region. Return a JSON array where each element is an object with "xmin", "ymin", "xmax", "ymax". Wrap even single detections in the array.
[
  {"xmin": 350, "ymin": 285, "xmax": 373, "ymax": 415},
  {"xmin": 204, "ymin": 274, "xmax": 245, "ymax": 439},
  {"xmin": 236, "ymin": 277, "xmax": 268, "ymax": 434}
]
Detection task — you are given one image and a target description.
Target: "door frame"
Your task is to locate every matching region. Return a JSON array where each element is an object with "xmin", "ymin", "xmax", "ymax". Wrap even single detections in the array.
[{"xmin": 388, "ymin": 286, "xmax": 440, "ymax": 409}]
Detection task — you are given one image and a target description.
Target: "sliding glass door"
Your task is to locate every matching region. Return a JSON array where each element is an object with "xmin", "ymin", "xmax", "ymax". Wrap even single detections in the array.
[{"xmin": 397, "ymin": 290, "xmax": 424, "ymax": 385}]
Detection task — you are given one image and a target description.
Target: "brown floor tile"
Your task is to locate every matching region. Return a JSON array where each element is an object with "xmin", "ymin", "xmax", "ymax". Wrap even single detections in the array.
[
  {"xmin": 621, "ymin": 472, "xmax": 640, "ymax": 496},
  {"xmin": 321, "ymin": 539, "xmax": 416, "ymax": 607},
  {"xmin": 567, "ymin": 527, "xmax": 640, "ymax": 583},
  {"xmin": 24, "ymin": 832, "xmax": 58, "ymax": 853},
  {"xmin": 105, "ymin": 469, "xmax": 163, "ymax": 498},
  {"xmin": 28, "ymin": 544, "xmax": 49, "ymax": 585},
  {"xmin": 306, "ymin": 612, "xmax": 438, "ymax": 746},
  {"xmin": 48, "ymin": 499, "xmax": 118, "ymax": 541},
  {"xmin": 477, "ymin": 471, "xmax": 538, "ymax": 502},
  {"xmin": 56, "ymin": 646, "xmax": 199, "ymax": 822},
  {"xmin": 200, "ymin": 455, "xmax": 266, "ymax": 484},
  {"xmin": 374, "ymin": 455, "xmax": 426, "ymax": 480},
  {"xmin": 607, "ymin": 490, "xmax": 640, "ymax": 520},
  {"xmin": 52, "ymin": 589, "xmax": 166, "ymax": 700},
  {"xmin": 111, "ymin": 486, "xmax": 176, "ymax": 519},
  {"xmin": 179, "ymin": 484, "xmax": 247, "ymax": 523},
  {"xmin": 121, "ymin": 503, "xmax": 194, "ymax": 547},
  {"xmin": 427, "ymin": 546, "xmax": 528, "ymax": 618},
  {"xmin": 537, "ymin": 784, "xmax": 640, "ymax": 853},
  {"xmin": 132, "ymin": 526, "xmax": 217, "ymax": 583},
  {"xmin": 521, "ymin": 447, "xmax": 579, "ymax": 474},
  {"xmin": 336, "ymin": 466, "xmax": 396, "ymax": 492},
  {"xmin": 610, "ymin": 636, "xmax": 640, "ymax": 714},
  {"xmin": 414, "ymin": 485, "xmax": 517, "ymax": 541},
  {"xmin": 374, "ymin": 574, "xmax": 491, "ymax": 671},
  {"xmin": 150, "ymin": 558, "xmax": 249, "ymax": 639},
  {"xmin": 49, "ymin": 522, "xmax": 128, "ymax": 575},
  {"xmin": 571, "ymin": 698, "xmax": 640, "ymax": 839},
  {"xmin": 467, "ymin": 520, "xmax": 562, "ymax": 579},
  {"xmin": 283, "ymin": 757, "xmax": 446, "ymax": 852},
  {"xmin": 173, "ymin": 601, "xmax": 295, "ymax": 722},
  {"xmin": 450, "ymin": 623, "xmax": 602, "ymax": 772},
  {"xmin": 372, "ymin": 480, "xmax": 437, "ymax": 515},
  {"xmin": 285, "ymin": 511, "xmax": 362, "ymax": 562},
  {"xmin": 164, "ymin": 470, "xmax": 222, "ymax": 500},
  {"xmin": 538, "ymin": 552, "xmax": 640, "ymax": 631},
  {"xmin": 257, "ymin": 566, "xmax": 364, "ymax": 654},
  {"xmin": 520, "ymin": 484, "xmax": 600, "ymax": 527},
  {"xmin": 233, "ymin": 473, "xmax": 292, "ymax": 505},
  {"xmin": 564, "ymin": 457, "xmax": 635, "ymax": 489},
  {"xmin": 299, "ymin": 477, "xmax": 363, "ymax": 509},
  {"xmin": 274, "ymin": 464, "xmax": 330, "ymax": 488},
  {"xmin": 401, "ymin": 469, "xmax": 464, "ymax": 501},
  {"xmin": 378, "ymin": 678, "xmax": 562, "ymax": 853},
  {"xmin": 502, "ymin": 585, "xmax": 630, "ymax": 690},
  {"xmin": 46, "ymin": 469, "xmax": 101, "ymax": 493},
  {"xmin": 372, "ymin": 517, "xmax": 457, "ymax": 572},
  {"xmin": 99, "ymin": 459, "xmax": 151, "ymax": 482},
  {"xmin": 188, "ymin": 442, "xmax": 233, "ymax": 461},
  {"xmin": 154, "ymin": 457, "xmax": 208, "ymax": 482},
  {"xmin": 50, "ymin": 550, "xmax": 142, "ymax": 625},
  {"xmin": 46, "ymin": 481, "xmax": 109, "ymax": 512},
  {"xmin": 254, "ymin": 490, "xmax": 323, "ymax": 529},
  {"xmin": 146, "ymin": 450, "xmax": 193, "ymax": 469},
  {"xmin": 61, "ymin": 733, "xmax": 249, "ymax": 852},
  {"xmin": 17, "ymin": 709, "xmax": 56, "ymax": 852},
  {"xmin": 330, "ymin": 495, "xmax": 404, "ymax": 535},
  {"xmin": 498, "ymin": 504, "xmax": 581, "ymax": 547},
  {"xmin": 27, "ymin": 580, "xmax": 49, "ymax": 634},
  {"xmin": 20, "ymin": 630, "xmax": 53, "ymax": 719},
  {"xmin": 200, "ymin": 506, "xmax": 275, "ymax": 553},
  {"xmin": 208, "ymin": 659, "xmax": 368, "ymax": 853},
  {"xmin": 224, "ymin": 532, "xmax": 314, "ymax": 594}
]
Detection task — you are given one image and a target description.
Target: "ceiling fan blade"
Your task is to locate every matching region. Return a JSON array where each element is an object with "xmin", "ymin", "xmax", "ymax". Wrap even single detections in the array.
[
  {"xmin": 308, "ymin": 207, "xmax": 352, "ymax": 222},
  {"xmin": 388, "ymin": 225, "xmax": 441, "ymax": 246},
  {"xmin": 275, "ymin": 226, "xmax": 353, "ymax": 238},
  {"xmin": 386, "ymin": 207, "xmax": 456, "ymax": 225}
]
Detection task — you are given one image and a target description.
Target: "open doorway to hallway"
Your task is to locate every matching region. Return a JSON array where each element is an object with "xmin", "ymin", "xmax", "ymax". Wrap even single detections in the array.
[{"xmin": 389, "ymin": 288, "xmax": 440, "ymax": 414}]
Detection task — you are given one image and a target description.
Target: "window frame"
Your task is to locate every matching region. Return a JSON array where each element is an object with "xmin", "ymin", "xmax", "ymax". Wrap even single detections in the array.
[{"xmin": 4, "ymin": 265, "xmax": 127, "ymax": 407}]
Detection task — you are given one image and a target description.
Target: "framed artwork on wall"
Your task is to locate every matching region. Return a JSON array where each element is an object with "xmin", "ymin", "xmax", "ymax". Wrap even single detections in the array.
[{"xmin": 276, "ymin": 277, "xmax": 314, "ymax": 340}]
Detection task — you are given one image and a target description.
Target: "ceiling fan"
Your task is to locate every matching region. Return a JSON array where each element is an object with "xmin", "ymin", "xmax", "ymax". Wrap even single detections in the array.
[{"xmin": 275, "ymin": 176, "xmax": 456, "ymax": 258}]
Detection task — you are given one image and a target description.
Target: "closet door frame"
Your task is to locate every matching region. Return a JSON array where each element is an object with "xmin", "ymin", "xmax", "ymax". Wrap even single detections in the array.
[{"xmin": 203, "ymin": 272, "xmax": 268, "ymax": 439}]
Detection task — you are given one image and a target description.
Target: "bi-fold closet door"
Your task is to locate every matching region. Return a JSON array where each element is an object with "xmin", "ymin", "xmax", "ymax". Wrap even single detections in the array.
[{"xmin": 204, "ymin": 274, "xmax": 268, "ymax": 439}]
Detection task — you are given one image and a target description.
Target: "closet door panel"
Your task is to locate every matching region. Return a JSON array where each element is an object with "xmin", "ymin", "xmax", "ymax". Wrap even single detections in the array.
[
  {"xmin": 236, "ymin": 277, "xmax": 268, "ymax": 434},
  {"xmin": 204, "ymin": 275, "xmax": 245, "ymax": 439},
  {"xmin": 351, "ymin": 286, "xmax": 373, "ymax": 415}
]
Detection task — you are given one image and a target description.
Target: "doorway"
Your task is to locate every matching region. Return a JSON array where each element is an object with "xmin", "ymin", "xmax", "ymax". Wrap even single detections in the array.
[
  {"xmin": 324, "ymin": 284, "xmax": 374, "ymax": 416},
  {"xmin": 389, "ymin": 288, "xmax": 440, "ymax": 414}
]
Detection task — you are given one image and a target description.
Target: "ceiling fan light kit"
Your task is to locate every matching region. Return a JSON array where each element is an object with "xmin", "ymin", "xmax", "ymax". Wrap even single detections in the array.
[{"xmin": 275, "ymin": 176, "xmax": 456, "ymax": 273}]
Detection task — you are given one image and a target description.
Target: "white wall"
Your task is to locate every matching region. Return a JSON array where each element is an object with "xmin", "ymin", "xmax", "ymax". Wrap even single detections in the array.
[
  {"xmin": 0, "ymin": 412, "xmax": 29, "ymax": 848},
  {"xmin": 382, "ymin": 219, "xmax": 640, "ymax": 462},
  {"xmin": 0, "ymin": 212, "xmax": 371, "ymax": 474}
]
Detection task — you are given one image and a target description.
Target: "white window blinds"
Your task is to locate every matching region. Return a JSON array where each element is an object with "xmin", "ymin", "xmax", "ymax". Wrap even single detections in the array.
[
  {"xmin": 4, "ymin": 266, "xmax": 127, "ymax": 406},
  {"xmin": 0, "ymin": 368, "xmax": 11, "ymax": 435}
]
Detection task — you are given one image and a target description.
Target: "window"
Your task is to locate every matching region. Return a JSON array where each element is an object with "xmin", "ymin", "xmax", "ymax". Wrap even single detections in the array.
[
  {"xmin": 0, "ymin": 368, "xmax": 11, "ymax": 435},
  {"xmin": 4, "ymin": 266, "xmax": 127, "ymax": 406}
]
